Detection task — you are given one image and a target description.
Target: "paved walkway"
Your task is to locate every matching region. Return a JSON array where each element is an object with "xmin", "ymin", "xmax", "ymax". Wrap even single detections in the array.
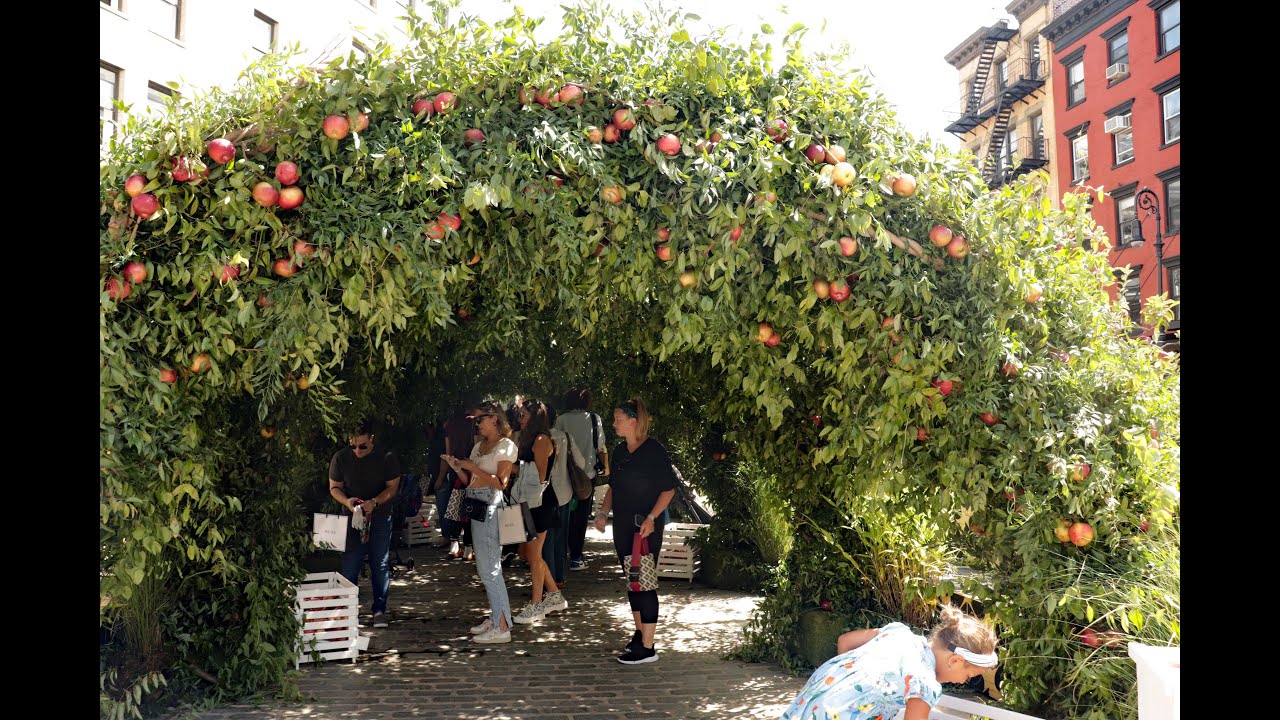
[{"xmin": 185, "ymin": 524, "xmax": 807, "ymax": 719}]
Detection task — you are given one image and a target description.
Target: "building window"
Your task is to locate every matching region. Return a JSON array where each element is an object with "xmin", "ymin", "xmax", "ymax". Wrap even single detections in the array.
[
  {"xmin": 1026, "ymin": 35, "xmax": 1041, "ymax": 75},
  {"xmin": 138, "ymin": 0, "xmax": 183, "ymax": 39},
  {"xmin": 1067, "ymin": 60, "xmax": 1085, "ymax": 106},
  {"xmin": 1004, "ymin": 124, "xmax": 1019, "ymax": 169},
  {"xmin": 252, "ymin": 11, "xmax": 277, "ymax": 54},
  {"xmin": 1163, "ymin": 175, "xmax": 1180, "ymax": 233},
  {"xmin": 997, "ymin": 58, "xmax": 1009, "ymax": 89},
  {"xmin": 1113, "ymin": 128, "xmax": 1134, "ymax": 165},
  {"xmin": 1165, "ymin": 260, "xmax": 1180, "ymax": 328},
  {"xmin": 1071, "ymin": 133, "xmax": 1088, "ymax": 183},
  {"xmin": 1108, "ymin": 31, "xmax": 1129, "ymax": 66},
  {"xmin": 1161, "ymin": 87, "xmax": 1180, "ymax": 144},
  {"xmin": 1030, "ymin": 113, "xmax": 1044, "ymax": 158},
  {"xmin": 101, "ymin": 0, "xmax": 123, "ymax": 10},
  {"xmin": 1115, "ymin": 192, "xmax": 1137, "ymax": 246},
  {"xmin": 1115, "ymin": 268, "xmax": 1143, "ymax": 326},
  {"xmin": 1158, "ymin": 0, "xmax": 1180, "ymax": 55},
  {"xmin": 100, "ymin": 62, "xmax": 122, "ymax": 145},
  {"xmin": 147, "ymin": 81, "xmax": 175, "ymax": 116}
]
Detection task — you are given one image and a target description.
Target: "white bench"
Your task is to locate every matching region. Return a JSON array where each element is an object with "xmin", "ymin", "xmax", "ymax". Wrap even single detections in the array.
[
  {"xmin": 891, "ymin": 694, "xmax": 1045, "ymax": 720},
  {"xmin": 657, "ymin": 522, "xmax": 706, "ymax": 581}
]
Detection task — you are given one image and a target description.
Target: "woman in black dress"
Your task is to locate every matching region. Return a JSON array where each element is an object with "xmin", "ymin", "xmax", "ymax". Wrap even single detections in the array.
[
  {"xmin": 593, "ymin": 398, "xmax": 676, "ymax": 665},
  {"xmin": 511, "ymin": 399, "xmax": 568, "ymax": 625}
]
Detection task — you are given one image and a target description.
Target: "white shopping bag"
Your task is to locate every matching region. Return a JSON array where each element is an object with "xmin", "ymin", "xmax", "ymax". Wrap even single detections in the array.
[
  {"xmin": 313, "ymin": 513, "xmax": 348, "ymax": 552},
  {"xmin": 497, "ymin": 502, "xmax": 534, "ymax": 545}
]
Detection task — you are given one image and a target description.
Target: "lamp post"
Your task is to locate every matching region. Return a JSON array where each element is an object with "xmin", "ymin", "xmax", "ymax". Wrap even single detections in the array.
[{"xmin": 1130, "ymin": 187, "xmax": 1164, "ymax": 298}]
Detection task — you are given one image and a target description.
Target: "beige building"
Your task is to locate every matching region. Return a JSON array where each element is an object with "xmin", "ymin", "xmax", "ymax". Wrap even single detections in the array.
[
  {"xmin": 100, "ymin": 0, "xmax": 419, "ymax": 147},
  {"xmin": 943, "ymin": 0, "xmax": 1058, "ymax": 203}
]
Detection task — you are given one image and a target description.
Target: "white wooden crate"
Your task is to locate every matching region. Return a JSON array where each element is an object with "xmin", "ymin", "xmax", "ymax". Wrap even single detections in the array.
[
  {"xmin": 401, "ymin": 504, "xmax": 440, "ymax": 547},
  {"xmin": 657, "ymin": 522, "xmax": 706, "ymax": 581},
  {"xmin": 295, "ymin": 572, "xmax": 363, "ymax": 665},
  {"xmin": 893, "ymin": 694, "xmax": 1047, "ymax": 720}
]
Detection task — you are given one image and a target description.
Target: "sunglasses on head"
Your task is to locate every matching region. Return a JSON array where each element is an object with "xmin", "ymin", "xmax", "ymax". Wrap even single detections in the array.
[
  {"xmin": 349, "ymin": 442, "xmax": 370, "ymax": 451},
  {"xmin": 617, "ymin": 402, "xmax": 638, "ymax": 419}
]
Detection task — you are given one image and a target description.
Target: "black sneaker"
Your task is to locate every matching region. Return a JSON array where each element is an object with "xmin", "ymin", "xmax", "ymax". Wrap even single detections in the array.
[
  {"xmin": 371, "ymin": 611, "xmax": 390, "ymax": 628},
  {"xmin": 625, "ymin": 630, "xmax": 643, "ymax": 653},
  {"xmin": 617, "ymin": 646, "xmax": 658, "ymax": 665}
]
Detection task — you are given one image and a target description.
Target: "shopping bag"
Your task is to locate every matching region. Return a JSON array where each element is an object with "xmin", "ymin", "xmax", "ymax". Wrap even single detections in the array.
[
  {"xmin": 498, "ymin": 500, "xmax": 536, "ymax": 545},
  {"xmin": 444, "ymin": 487, "xmax": 465, "ymax": 522},
  {"xmin": 312, "ymin": 513, "xmax": 348, "ymax": 552},
  {"xmin": 624, "ymin": 531, "xmax": 659, "ymax": 591}
]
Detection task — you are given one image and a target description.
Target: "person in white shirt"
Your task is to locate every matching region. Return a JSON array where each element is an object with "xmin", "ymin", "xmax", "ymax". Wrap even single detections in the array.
[{"xmin": 556, "ymin": 388, "xmax": 610, "ymax": 571}]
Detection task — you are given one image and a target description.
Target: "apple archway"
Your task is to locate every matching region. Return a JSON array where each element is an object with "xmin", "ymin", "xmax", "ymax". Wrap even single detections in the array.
[{"xmin": 99, "ymin": 3, "xmax": 1179, "ymax": 718}]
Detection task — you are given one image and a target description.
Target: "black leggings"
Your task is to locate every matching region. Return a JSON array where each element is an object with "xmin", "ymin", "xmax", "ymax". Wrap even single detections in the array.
[{"xmin": 627, "ymin": 590, "xmax": 659, "ymax": 624}]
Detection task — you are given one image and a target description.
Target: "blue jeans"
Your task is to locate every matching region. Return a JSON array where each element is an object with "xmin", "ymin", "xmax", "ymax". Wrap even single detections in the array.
[
  {"xmin": 340, "ymin": 514, "xmax": 393, "ymax": 614},
  {"xmin": 468, "ymin": 487, "xmax": 512, "ymax": 628},
  {"xmin": 435, "ymin": 482, "xmax": 460, "ymax": 539},
  {"xmin": 541, "ymin": 502, "xmax": 572, "ymax": 583}
]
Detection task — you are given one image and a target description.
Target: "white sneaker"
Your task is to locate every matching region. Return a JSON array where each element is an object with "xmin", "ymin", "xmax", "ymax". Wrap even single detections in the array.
[
  {"xmin": 448, "ymin": 540, "xmax": 461, "ymax": 555},
  {"xmin": 472, "ymin": 627, "xmax": 512, "ymax": 644},
  {"xmin": 540, "ymin": 591, "xmax": 568, "ymax": 613},
  {"xmin": 469, "ymin": 618, "xmax": 493, "ymax": 635},
  {"xmin": 513, "ymin": 602, "xmax": 545, "ymax": 625}
]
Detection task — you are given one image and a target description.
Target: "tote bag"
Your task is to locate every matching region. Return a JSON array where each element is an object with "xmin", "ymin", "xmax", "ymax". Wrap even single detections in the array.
[
  {"xmin": 312, "ymin": 513, "xmax": 348, "ymax": 552},
  {"xmin": 497, "ymin": 496, "xmax": 537, "ymax": 545},
  {"xmin": 444, "ymin": 486, "xmax": 466, "ymax": 522},
  {"xmin": 623, "ymin": 531, "xmax": 659, "ymax": 591}
]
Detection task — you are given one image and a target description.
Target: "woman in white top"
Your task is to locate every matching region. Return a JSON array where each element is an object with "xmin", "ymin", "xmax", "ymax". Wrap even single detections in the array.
[{"xmin": 442, "ymin": 401, "xmax": 517, "ymax": 644}]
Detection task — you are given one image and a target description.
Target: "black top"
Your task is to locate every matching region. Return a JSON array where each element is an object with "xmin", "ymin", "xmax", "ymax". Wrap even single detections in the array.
[
  {"xmin": 608, "ymin": 437, "xmax": 677, "ymax": 524},
  {"xmin": 329, "ymin": 448, "xmax": 402, "ymax": 520}
]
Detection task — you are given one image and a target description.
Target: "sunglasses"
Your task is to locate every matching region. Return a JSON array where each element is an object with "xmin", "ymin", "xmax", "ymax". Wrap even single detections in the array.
[
  {"xmin": 617, "ymin": 402, "xmax": 638, "ymax": 419},
  {"xmin": 349, "ymin": 442, "xmax": 370, "ymax": 451}
]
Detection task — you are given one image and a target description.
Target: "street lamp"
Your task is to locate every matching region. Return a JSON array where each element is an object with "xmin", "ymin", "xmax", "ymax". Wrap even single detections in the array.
[{"xmin": 1130, "ymin": 187, "xmax": 1165, "ymax": 298}]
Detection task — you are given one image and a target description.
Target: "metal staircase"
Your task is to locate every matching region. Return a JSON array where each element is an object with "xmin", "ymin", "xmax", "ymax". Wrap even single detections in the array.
[
  {"xmin": 946, "ymin": 22, "xmax": 1017, "ymax": 135},
  {"xmin": 982, "ymin": 97, "xmax": 1015, "ymax": 186}
]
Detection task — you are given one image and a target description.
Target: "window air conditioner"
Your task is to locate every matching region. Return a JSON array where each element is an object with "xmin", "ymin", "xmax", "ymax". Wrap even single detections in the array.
[
  {"xmin": 1104, "ymin": 114, "xmax": 1132, "ymax": 134},
  {"xmin": 1105, "ymin": 62, "xmax": 1130, "ymax": 81}
]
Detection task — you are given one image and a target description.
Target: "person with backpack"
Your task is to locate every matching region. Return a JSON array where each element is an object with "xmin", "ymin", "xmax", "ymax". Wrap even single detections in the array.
[
  {"xmin": 593, "ymin": 398, "xmax": 676, "ymax": 664},
  {"xmin": 328, "ymin": 419, "xmax": 403, "ymax": 629},
  {"xmin": 556, "ymin": 388, "xmax": 610, "ymax": 571}
]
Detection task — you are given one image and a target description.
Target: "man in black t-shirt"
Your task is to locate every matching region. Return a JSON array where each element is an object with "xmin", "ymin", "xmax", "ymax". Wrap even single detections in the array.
[{"xmin": 328, "ymin": 420, "xmax": 402, "ymax": 628}]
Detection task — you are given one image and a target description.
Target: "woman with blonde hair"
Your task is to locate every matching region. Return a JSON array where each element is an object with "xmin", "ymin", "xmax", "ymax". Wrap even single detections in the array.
[
  {"xmin": 593, "ymin": 398, "xmax": 676, "ymax": 665},
  {"xmin": 442, "ymin": 401, "xmax": 517, "ymax": 644}
]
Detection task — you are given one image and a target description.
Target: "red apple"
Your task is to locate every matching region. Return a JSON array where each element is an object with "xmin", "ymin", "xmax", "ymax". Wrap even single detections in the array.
[
  {"xmin": 612, "ymin": 107, "xmax": 636, "ymax": 131},
  {"xmin": 1068, "ymin": 521, "xmax": 1094, "ymax": 547},
  {"xmin": 218, "ymin": 264, "xmax": 241, "ymax": 283},
  {"xmin": 294, "ymin": 240, "xmax": 315, "ymax": 259},
  {"xmin": 124, "ymin": 174, "xmax": 147, "ymax": 197},
  {"xmin": 656, "ymin": 245, "xmax": 673, "ymax": 262},
  {"xmin": 1054, "ymin": 520, "xmax": 1072, "ymax": 543},
  {"xmin": 916, "ymin": 427, "xmax": 928, "ymax": 442},
  {"xmin": 838, "ymin": 236, "xmax": 858, "ymax": 256},
  {"xmin": 412, "ymin": 98, "xmax": 435, "ymax": 118},
  {"xmin": 729, "ymin": 224, "xmax": 743, "ymax": 242},
  {"xmin": 810, "ymin": 415, "xmax": 822, "ymax": 425},
  {"xmin": 946, "ymin": 235, "xmax": 969, "ymax": 259},
  {"xmin": 831, "ymin": 162, "xmax": 856, "ymax": 188},
  {"xmin": 169, "ymin": 157, "xmax": 193, "ymax": 182},
  {"xmin": 518, "ymin": 86, "xmax": 533, "ymax": 105},
  {"xmin": 586, "ymin": 126, "xmax": 604, "ymax": 143},
  {"xmin": 433, "ymin": 91, "xmax": 457, "ymax": 114},
  {"xmin": 656, "ymin": 227, "xmax": 671, "ymax": 242},
  {"xmin": 535, "ymin": 87, "xmax": 558, "ymax": 106},
  {"xmin": 439, "ymin": 212, "xmax": 462, "ymax": 231},
  {"xmin": 757, "ymin": 322, "xmax": 774, "ymax": 343},
  {"xmin": 819, "ymin": 600, "xmax": 833, "ymax": 611},
  {"xmin": 709, "ymin": 131, "xmax": 722, "ymax": 144},
  {"xmin": 980, "ymin": 412, "xmax": 999, "ymax": 426},
  {"xmin": 207, "ymin": 138, "xmax": 236, "ymax": 165},
  {"xmin": 463, "ymin": 128, "xmax": 486, "ymax": 146},
  {"xmin": 824, "ymin": 144, "xmax": 847, "ymax": 164},
  {"xmin": 812, "ymin": 279, "xmax": 830, "ymax": 299},
  {"xmin": 159, "ymin": 368, "xmax": 178, "ymax": 383},
  {"xmin": 602, "ymin": 123, "xmax": 621, "ymax": 143},
  {"xmin": 601, "ymin": 186, "xmax": 624, "ymax": 204},
  {"xmin": 656, "ymin": 133, "xmax": 681, "ymax": 156},
  {"xmin": 350, "ymin": 111, "xmax": 369, "ymax": 132},
  {"xmin": 558, "ymin": 84, "xmax": 583, "ymax": 105},
  {"xmin": 1069, "ymin": 463, "xmax": 1091, "ymax": 483},
  {"xmin": 1139, "ymin": 519, "xmax": 1150, "ymax": 533},
  {"xmin": 257, "ymin": 292, "xmax": 271, "ymax": 307},
  {"xmin": 1100, "ymin": 630, "xmax": 1125, "ymax": 648},
  {"xmin": 275, "ymin": 161, "xmax": 300, "ymax": 186},
  {"xmin": 105, "ymin": 276, "xmax": 131, "ymax": 301},
  {"xmin": 252, "ymin": 182, "xmax": 279, "ymax": 208},
  {"xmin": 929, "ymin": 225, "xmax": 953, "ymax": 247},
  {"xmin": 765, "ymin": 332, "xmax": 781, "ymax": 347},
  {"xmin": 131, "ymin": 193, "xmax": 159, "ymax": 219},
  {"xmin": 829, "ymin": 281, "xmax": 851, "ymax": 303},
  {"xmin": 1002, "ymin": 361, "xmax": 1019, "ymax": 378},
  {"xmin": 191, "ymin": 353, "xmax": 211, "ymax": 373},
  {"xmin": 1078, "ymin": 628, "xmax": 1101, "ymax": 647},
  {"xmin": 1026, "ymin": 284, "xmax": 1044, "ymax": 303},
  {"xmin": 187, "ymin": 161, "xmax": 209, "ymax": 185},
  {"xmin": 273, "ymin": 258, "xmax": 297, "ymax": 278},
  {"xmin": 123, "ymin": 261, "xmax": 147, "ymax": 285},
  {"xmin": 457, "ymin": 307, "xmax": 471, "ymax": 320},
  {"xmin": 322, "ymin": 114, "xmax": 350, "ymax": 140},
  {"xmin": 277, "ymin": 186, "xmax": 304, "ymax": 210},
  {"xmin": 881, "ymin": 317, "xmax": 901, "ymax": 344},
  {"xmin": 765, "ymin": 118, "xmax": 788, "ymax": 143},
  {"xmin": 892, "ymin": 173, "xmax": 917, "ymax": 196},
  {"xmin": 932, "ymin": 378, "xmax": 953, "ymax": 396},
  {"xmin": 804, "ymin": 143, "xmax": 827, "ymax": 164},
  {"xmin": 678, "ymin": 271, "xmax": 697, "ymax": 288}
]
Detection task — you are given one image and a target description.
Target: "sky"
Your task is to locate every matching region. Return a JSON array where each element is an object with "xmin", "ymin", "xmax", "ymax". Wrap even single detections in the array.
[{"xmin": 456, "ymin": 0, "xmax": 1018, "ymax": 150}]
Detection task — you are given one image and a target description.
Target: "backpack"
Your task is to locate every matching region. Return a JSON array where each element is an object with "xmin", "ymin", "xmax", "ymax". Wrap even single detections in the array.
[{"xmin": 396, "ymin": 472, "xmax": 423, "ymax": 518}]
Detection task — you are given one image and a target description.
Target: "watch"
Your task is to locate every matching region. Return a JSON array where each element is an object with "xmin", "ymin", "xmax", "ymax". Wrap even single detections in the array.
[{"xmin": 646, "ymin": 513, "xmax": 656, "ymax": 521}]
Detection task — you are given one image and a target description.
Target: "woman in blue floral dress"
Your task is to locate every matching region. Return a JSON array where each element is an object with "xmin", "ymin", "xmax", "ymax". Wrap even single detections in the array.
[{"xmin": 781, "ymin": 605, "xmax": 999, "ymax": 720}]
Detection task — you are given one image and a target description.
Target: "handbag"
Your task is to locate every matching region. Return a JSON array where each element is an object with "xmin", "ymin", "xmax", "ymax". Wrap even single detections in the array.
[
  {"xmin": 444, "ymin": 486, "xmax": 465, "ymax": 522},
  {"xmin": 623, "ymin": 531, "xmax": 659, "ymax": 592},
  {"xmin": 563, "ymin": 433, "xmax": 594, "ymax": 501},
  {"xmin": 498, "ymin": 494, "xmax": 536, "ymax": 545},
  {"xmin": 461, "ymin": 496, "xmax": 488, "ymax": 522},
  {"xmin": 312, "ymin": 512, "xmax": 348, "ymax": 552}
]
